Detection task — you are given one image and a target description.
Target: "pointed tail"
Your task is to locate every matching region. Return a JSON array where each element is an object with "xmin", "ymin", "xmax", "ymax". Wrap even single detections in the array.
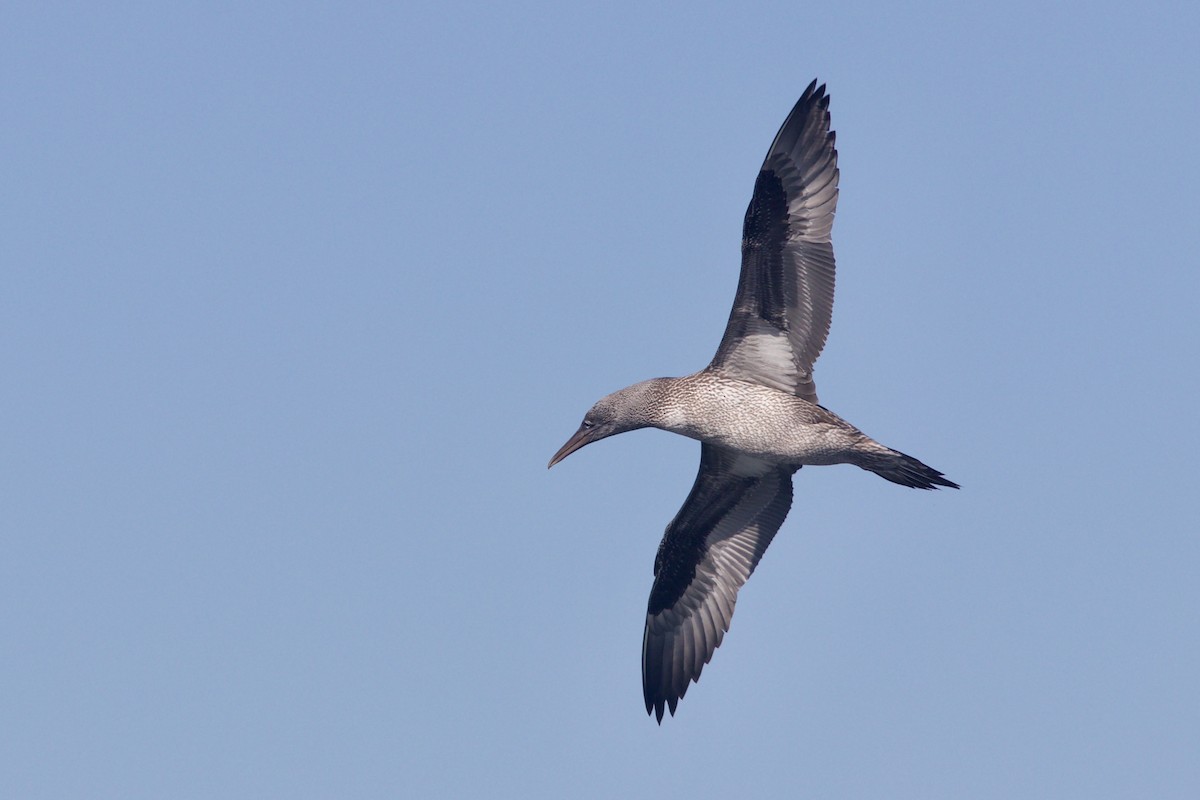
[{"xmin": 856, "ymin": 445, "xmax": 959, "ymax": 490}]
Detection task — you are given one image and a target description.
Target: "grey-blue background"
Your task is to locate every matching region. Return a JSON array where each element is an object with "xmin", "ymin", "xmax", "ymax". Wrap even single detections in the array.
[{"xmin": 4, "ymin": 2, "xmax": 1197, "ymax": 797}]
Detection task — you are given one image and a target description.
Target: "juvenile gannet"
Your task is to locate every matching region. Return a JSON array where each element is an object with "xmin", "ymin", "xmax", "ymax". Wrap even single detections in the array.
[{"xmin": 549, "ymin": 81, "xmax": 957, "ymax": 722}]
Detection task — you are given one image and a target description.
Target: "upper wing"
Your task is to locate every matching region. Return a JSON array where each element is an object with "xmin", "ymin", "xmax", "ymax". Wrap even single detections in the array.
[
  {"xmin": 709, "ymin": 80, "xmax": 839, "ymax": 405},
  {"xmin": 642, "ymin": 444, "xmax": 796, "ymax": 722}
]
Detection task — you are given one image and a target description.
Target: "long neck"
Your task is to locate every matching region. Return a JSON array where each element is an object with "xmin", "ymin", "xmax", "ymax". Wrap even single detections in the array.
[{"xmin": 623, "ymin": 376, "xmax": 690, "ymax": 433}]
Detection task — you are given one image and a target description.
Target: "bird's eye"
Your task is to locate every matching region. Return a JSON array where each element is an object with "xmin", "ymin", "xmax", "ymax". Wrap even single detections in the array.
[{"xmin": 582, "ymin": 419, "xmax": 595, "ymax": 429}]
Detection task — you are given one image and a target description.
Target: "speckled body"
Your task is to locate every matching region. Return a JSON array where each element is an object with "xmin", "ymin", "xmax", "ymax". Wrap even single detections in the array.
[{"xmin": 644, "ymin": 372, "xmax": 870, "ymax": 466}]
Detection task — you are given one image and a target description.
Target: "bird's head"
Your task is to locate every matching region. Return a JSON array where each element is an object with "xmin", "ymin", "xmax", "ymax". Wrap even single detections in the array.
[{"xmin": 547, "ymin": 381, "xmax": 663, "ymax": 468}]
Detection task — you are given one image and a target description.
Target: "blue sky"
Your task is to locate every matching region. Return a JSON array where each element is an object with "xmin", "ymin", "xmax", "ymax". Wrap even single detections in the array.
[{"xmin": 3, "ymin": 2, "xmax": 1198, "ymax": 797}]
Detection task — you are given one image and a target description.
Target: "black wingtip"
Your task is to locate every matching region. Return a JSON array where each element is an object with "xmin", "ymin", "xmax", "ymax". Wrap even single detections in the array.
[
  {"xmin": 645, "ymin": 674, "xmax": 694, "ymax": 723},
  {"xmin": 803, "ymin": 77, "xmax": 830, "ymax": 109},
  {"xmin": 647, "ymin": 699, "xmax": 674, "ymax": 724}
]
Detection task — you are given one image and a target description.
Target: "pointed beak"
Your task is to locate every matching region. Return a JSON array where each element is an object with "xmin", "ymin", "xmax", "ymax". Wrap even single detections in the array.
[{"xmin": 548, "ymin": 424, "xmax": 596, "ymax": 469}]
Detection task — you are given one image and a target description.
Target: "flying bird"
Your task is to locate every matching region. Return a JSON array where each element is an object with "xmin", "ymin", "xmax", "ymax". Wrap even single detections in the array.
[{"xmin": 548, "ymin": 81, "xmax": 957, "ymax": 723}]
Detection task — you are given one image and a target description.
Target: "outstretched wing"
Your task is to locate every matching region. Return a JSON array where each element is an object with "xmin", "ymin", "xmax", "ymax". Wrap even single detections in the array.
[
  {"xmin": 710, "ymin": 80, "xmax": 839, "ymax": 405},
  {"xmin": 642, "ymin": 444, "xmax": 797, "ymax": 722}
]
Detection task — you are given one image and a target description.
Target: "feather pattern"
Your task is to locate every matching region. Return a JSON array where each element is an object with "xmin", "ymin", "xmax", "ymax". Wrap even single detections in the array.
[
  {"xmin": 642, "ymin": 444, "xmax": 797, "ymax": 721},
  {"xmin": 710, "ymin": 80, "xmax": 839, "ymax": 405}
]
